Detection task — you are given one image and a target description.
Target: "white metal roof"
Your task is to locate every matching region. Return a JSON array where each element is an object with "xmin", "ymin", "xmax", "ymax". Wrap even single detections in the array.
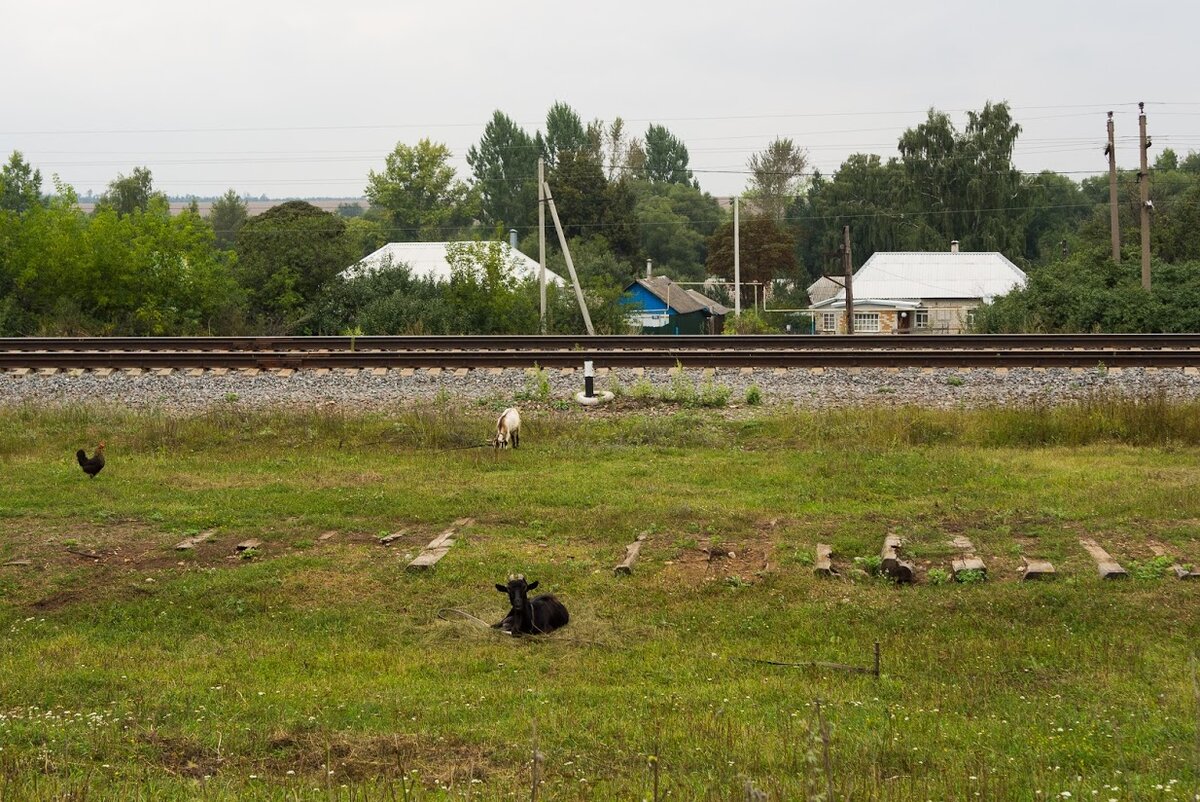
[
  {"xmin": 810, "ymin": 251, "xmax": 1026, "ymax": 308},
  {"xmin": 344, "ymin": 241, "xmax": 565, "ymax": 286}
]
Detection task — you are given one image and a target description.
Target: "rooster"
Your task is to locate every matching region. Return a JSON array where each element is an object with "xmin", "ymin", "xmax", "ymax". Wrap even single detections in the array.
[{"xmin": 76, "ymin": 443, "xmax": 105, "ymax": 478}]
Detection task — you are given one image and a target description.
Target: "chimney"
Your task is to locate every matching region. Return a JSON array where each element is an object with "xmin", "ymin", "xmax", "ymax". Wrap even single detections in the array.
[
  {"xmin": 646, "ymin": 258, "xmax": 653, "ymax": 279},
  {"xmin": 509, "ymin": 229, "xmax": 519, "ymax": 250},
  {"xmin": 950, "ymin": 240, "xmax": 960, "ymax": 254}
]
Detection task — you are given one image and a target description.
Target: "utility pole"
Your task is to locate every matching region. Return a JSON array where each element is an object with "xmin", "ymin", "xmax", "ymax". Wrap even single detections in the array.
[
  {"xmin": 541, "ymin": 178, "xmax": 595, "ymax": 335},
  {"xmin": 733, "ymin": 196, "xmax": 741, "ymax": 317},
  {"xmin": 537, "ymin": 157, "xmax": 547, "ymax": 332},
  {"xmin": 1137, "ymin": 102, "xmax": 1151, "ymax": 290},
  {"xmin": 1106, "ymin": 111, "xmax": 1120, "ymax": 263},
  {"xmin": 842, "ymin": 225, "xmax": 855, "ymax": 335}
]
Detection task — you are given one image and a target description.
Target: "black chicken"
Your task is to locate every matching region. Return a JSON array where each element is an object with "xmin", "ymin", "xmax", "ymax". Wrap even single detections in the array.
[{"xmin": 76, "ymin": 443, "xmax": 105, "ymax": 478}]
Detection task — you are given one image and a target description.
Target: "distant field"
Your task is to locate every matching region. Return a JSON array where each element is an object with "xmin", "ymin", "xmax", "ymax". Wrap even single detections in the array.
[{"xmin": 1, "ymin": 401, "xmax": 1199, "ymax": 800}]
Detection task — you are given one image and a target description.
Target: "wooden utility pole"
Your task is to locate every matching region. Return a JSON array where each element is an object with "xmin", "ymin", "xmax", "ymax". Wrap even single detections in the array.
[
  {"xmin": 537, "ymin": 157, "xmax": 547, "ymax": 332},
  {"xmin": 1138, "ymin": 102, "xmax": 1151, "ymax": 289},
  {"xmin": 1105, "ymin": 111, "xmax": 1120, "ymax": 263},
  {"xmin": 842, "ymin": 225, "xmax": 855, "ymax": 334},
  {"xmin": 733, "ymin": 196, "xmax": 741, "ymax": 317}
]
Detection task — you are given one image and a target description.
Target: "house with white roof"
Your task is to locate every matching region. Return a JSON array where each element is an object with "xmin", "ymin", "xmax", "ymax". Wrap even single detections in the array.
[
  {"xmin": 807, "ymin": 243, "xmax": 1026, "ymax": 334},
  {"xmin": 343, "ymin": 241, "xmax": 566, "ymax": 287}
]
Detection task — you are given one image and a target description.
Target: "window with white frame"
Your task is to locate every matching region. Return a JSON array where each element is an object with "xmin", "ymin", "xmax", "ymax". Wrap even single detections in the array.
[
  {"xmin": 853, "ymin": 312, "xmax": 880, "ymax": 332},
  {"xmin": 964, "ymin": 309, "xmax": 977, "ymax": 329},
  {"xmin": 915, "ymin": 310, "xmax": 929, "ymax": 329},
  {"xmin": 821, "ymin": 312, "xmax": 837, "ymax": 332}
]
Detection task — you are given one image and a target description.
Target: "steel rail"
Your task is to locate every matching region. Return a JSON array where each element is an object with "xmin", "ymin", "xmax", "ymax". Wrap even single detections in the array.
[
  {"xmin": 4, "ymin": 348, "xmax": 1200, "ymax": 369},
  {"xmin": 4, "ymin": 334, "xmax": 1200, "ymax": 353}
]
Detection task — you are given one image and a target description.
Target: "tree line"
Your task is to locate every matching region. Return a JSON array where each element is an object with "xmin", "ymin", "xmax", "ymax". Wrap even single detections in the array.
[{"xmin": 2, "ymin": 100, "xmax": 1199, "ymax": 336}]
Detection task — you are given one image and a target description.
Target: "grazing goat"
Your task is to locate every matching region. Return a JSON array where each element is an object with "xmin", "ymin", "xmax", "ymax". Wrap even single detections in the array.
[
  {"xmin": 493, "ymin": 574, "xmax": 569, "ymax": 635},
  {"xmin": 493, "ymin": 407, "xmax": 521, "ymax": 450}
]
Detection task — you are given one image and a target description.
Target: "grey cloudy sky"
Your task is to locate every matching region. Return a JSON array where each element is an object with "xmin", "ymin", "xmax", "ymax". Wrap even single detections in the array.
[{"xmin": 3, "ymin": 0, "xmax": 1198, "ymax": 199}]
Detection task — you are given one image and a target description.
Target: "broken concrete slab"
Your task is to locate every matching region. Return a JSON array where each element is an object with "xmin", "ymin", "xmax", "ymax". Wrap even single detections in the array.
[
  {"xmin": 318, "ymin": 531, "xmax": 337, "ymax": 542},
  {"xmin": 1150, "ymin": 543, "xmax": 1200, "ymax": 580},
  {"xmin": 948, "ymin": 536, "xmax": 987, "ymax": 580},
  {"xmin": 951, "ymin": 556, "xmax": 987, "ymax": 578},
  {"xmin": 880, "ymin": 535, "xmax": 914, "ymax": 583},
  {"xmin": 814, "ymin": 544, "xmax": 836, "ymax": 577},
  {"xmin": 614, "ymin": 534, "xmax": 647, "ymax": 576},
  {"xmin": 235, "ymin": 539, "xmax": 262, "ymax": 552},
  {"xmin": 175, "ymin": 529, "xmax": 215, "ymax": 550},
  {"xmin": 1079, "ymin": 538, "xmax": 1127, "ymax": 579},
  {"xmin": 407, "ymin": 520, "xmax": 473, "ymax": 571},
  {"xmin": 379, "ymin": 531, "xmax": 406, "ymax": 546},
  {"xmin": 1020, "ymin": 559, "xmax": 1057, "ymax": 580}
]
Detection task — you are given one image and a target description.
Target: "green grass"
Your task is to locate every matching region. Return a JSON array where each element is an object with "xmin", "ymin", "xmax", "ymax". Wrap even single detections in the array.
[{"xmin": 1, "ymin": 400, "xmax": 1199, "ymax": 800}]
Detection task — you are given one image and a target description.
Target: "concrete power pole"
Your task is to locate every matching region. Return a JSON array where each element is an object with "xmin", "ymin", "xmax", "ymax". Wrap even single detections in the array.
[
  {"xmin": 537, "ymin": 157, "xmax": 547, "ymax": 332},
  {"xmin": 1106, "ymin": 111, "xmax": 1120, "ymax": 263},
  {"xmin": 842, "ymin": 225, "xmax": 855, "ymax": 335},
  {"xmin": 1137, "ymin": 102, "xmax": 1151, "ymax": 290},
  {"xmin": 733, "ymin": 196, "xmax": 741, "ymax": 317},
  {"xmin": 541, "ymin": 179, "xmax": 595, "ymax": 336}
]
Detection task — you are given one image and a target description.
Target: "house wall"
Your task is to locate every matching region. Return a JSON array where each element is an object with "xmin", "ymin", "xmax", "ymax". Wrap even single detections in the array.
[
  {"xmin": 815, "ymin": 300, "xmax": 980, "ymax": 334},
  {"xmin": 918, "ymin": 299, "xmax": 978, "ymax": 334},
  {"xmin": 621, "ymin": 284, "xmax": 718, "ymax": 334}
]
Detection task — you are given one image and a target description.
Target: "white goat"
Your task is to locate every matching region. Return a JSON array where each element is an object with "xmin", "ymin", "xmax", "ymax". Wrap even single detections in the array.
[{"xmin": 493, "ymin": 407, "xmax": 521, "ymax": 450}]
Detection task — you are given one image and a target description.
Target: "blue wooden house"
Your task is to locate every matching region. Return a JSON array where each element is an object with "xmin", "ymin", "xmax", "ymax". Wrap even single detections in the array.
[{"xmin": 620, "ymin": 276, "xmax": 729, "ymax": 335}]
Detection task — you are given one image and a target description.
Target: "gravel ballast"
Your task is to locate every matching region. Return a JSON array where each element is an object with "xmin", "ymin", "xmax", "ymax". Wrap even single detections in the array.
[{"xmin": 4, "ymin": 366, "xmax": 1200, "ymax": 412}]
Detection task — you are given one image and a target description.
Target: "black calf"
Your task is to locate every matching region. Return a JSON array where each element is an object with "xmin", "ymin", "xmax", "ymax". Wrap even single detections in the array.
[{"xmin": 493, "ymin": 574, "xmax": 569, "ymax": 635}]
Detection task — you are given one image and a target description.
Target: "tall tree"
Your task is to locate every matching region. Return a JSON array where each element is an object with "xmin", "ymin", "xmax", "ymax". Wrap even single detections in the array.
[
  {"xmin": 366, "ymin": 139, "xmax": 477, "ymax": 240},
  {"xmin": 466, "ymin": 110, "xmax": 539, "ymax": 231},
  {"xmin": 746, "ymin": 138, "xmax": 808, "ymax": 220},
  {"xmin": 635, "ymin": 181, "xmax": 724, "ymax": 282},
  {"xmin": 547, "ymin": 150, "xmax": 608, "ymax": 242},
  {"xmin": 543, "ymin": 102, "xmax": 588, "ymax": 166},
  {"xmin": 0, "ymin": 151, "xmax": 43, "ymax": 213},
  {"xmin": 705, "ymin": 216, "xmax": 797, "ymax": 307},
  {"xmin": 643, "ymin": 124, "xmax": 695, "ymax": 186},
  {"xmin": 97, "ymin": 166, "xmax": 164, "ymax": 217},
  {"xmin": 897, "ymin": 102, "xmax": 1028, "ymax": 254},
  {"xmin": 791, "ymin": 155, "xmax": 912, "ymax": 279},
  {"xmin": 234, "ymin": 201, "xmax": 354, "ymax": 326},
  {"xmin": 207, "ymin": 189, "xmax": 248, "ymax": 250}
]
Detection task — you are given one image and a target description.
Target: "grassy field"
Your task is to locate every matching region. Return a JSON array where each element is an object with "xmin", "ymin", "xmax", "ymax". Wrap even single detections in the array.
[{"xmin": 1, "ymin": 398, "xmax": 1199, "ymax": 800}]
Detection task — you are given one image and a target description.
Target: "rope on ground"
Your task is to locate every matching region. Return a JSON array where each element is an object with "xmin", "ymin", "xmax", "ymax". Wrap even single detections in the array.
[
  {"xmin": 732, "ymin": 655, "xmax": 880, "ymax": 678},
  {"xmin": 437, "ymin": 607, "xmax": 499, "ymax": 629}
]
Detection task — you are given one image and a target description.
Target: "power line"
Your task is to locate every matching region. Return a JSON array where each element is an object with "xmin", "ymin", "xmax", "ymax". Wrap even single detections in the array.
[{"xmin": 0, "ymin": 101, "xmax": 1169, "ymax": 137}]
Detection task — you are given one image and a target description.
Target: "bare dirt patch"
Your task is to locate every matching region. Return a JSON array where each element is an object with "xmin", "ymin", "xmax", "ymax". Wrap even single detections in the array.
[
  {"xmin": 261, "ymin": 730, "xmax": 498, "ymax": 784},
  {"xmin": 662, "ymin": 532, "xmax": 774, "ymax": 586}
]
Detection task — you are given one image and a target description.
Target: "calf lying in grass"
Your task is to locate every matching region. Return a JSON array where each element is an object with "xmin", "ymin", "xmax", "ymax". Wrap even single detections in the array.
[{"xmin": 493, "ymin": 574, "xmax": 569, "ymax": 635}]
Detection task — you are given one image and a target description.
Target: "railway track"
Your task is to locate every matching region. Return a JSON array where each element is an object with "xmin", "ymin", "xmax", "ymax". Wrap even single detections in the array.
[
  {"xmin": 3, "ymin": 335, "xmax": 1200, "ymax": 370},
  {"xmin": 4, "ymin": 334, "xmax": 1200, "ymax": 354}
]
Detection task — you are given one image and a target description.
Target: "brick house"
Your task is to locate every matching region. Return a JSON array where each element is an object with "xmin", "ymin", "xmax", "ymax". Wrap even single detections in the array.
[{"xmin": 806, "ymin": 244, "xmax": 1026, "ymax": 335}]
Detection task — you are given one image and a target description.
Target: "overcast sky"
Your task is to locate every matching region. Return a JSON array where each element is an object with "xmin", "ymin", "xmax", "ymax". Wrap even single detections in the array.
[{"xmin": 3, "ymin": 0, "xmax": 1198, "ymax": 200}]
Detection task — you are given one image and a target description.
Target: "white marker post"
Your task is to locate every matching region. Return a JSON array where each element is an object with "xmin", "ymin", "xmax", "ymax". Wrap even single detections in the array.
[{"xmin": 575, "ymin": 359, "xmax": 612, "ymax": 406}]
